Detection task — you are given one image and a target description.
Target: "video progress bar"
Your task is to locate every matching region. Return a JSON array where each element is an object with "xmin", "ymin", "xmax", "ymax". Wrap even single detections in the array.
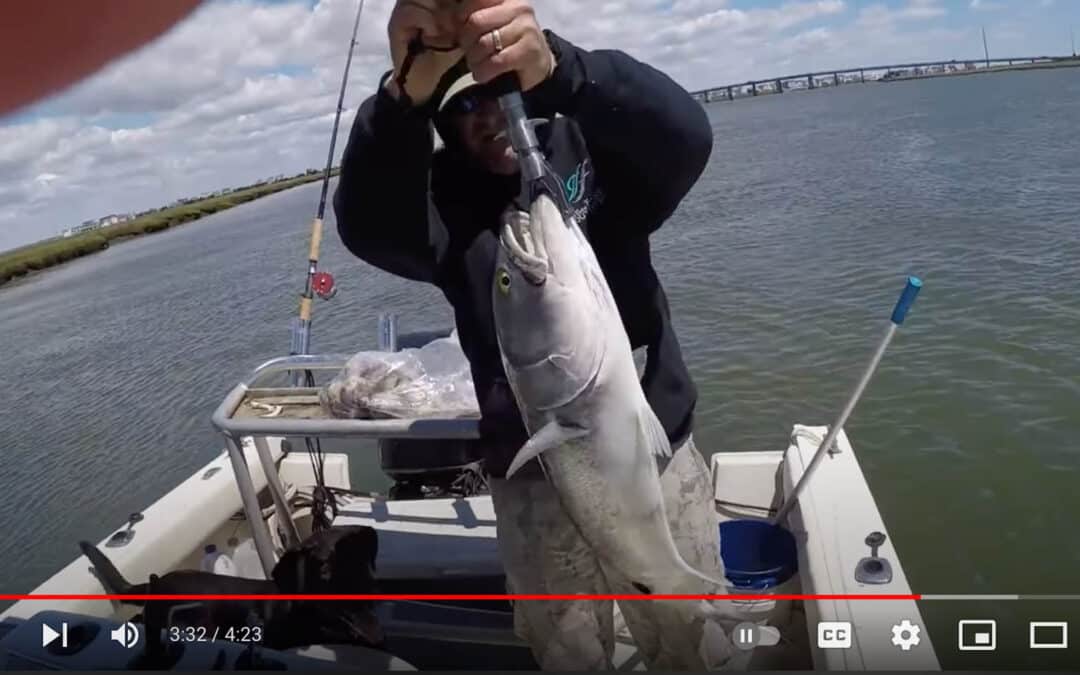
[{"xmin": 922, "ymin": 595, "xmax": 1080, "ymax": 601}]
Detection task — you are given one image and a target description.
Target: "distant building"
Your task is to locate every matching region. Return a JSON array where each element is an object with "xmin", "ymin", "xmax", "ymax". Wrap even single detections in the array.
[
  {"xmin": 63, "ymin": 222, "xmax": 103, "ymax": 237},
  {"xmin": 62, "ymin": 213, "xmax": 131, "ymax": 237},
  {"xmin": 98, "ymin": 213, "xmax": 130, "ymax": 226}
]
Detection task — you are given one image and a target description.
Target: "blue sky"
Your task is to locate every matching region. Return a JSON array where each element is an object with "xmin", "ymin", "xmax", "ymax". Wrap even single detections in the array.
[{"xmin": 2, "ymin": 0, "xmax": 1078, "ymax": 251}]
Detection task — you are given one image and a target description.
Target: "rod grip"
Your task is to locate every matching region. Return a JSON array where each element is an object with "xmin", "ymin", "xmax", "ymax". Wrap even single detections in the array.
[
  {"xmin": 308, "ymin": 217, "xmax": 323, "ymax": 262},
  {"xmin": 489, "ymin": 72, "xmax": 521, "ymax": 97},
  {"xmin": 890, "ymin": 276, "xmax": 923, "ymax": 325}
]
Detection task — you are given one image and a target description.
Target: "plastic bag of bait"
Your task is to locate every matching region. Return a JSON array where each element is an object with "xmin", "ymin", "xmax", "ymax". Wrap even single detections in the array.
[{"xmin": 321, "ymin": 333, "xmax": 480, "ymax": 419}]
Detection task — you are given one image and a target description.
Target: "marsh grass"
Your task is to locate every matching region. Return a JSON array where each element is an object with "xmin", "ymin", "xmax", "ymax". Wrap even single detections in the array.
[{"xmin": 0, "ymin": 173, "xmax": 329, "ymax": 286}]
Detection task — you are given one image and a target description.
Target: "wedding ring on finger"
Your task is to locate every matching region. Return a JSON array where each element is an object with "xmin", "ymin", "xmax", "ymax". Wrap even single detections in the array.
[{"xmin": 491, "ymin": 28, "xmax": 503, "ymax": 53}]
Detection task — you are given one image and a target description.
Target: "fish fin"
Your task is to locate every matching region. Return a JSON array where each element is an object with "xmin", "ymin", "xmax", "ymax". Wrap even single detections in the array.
[
  {"xmin": 505, "ymin": 420, "xmax": 589, "ymax": 478},
  {"xmin": 638, "ymin": 404, "xmax": 673, "ymax": 458},
  {"xmin": 671, "ymin": 562, "xmax": 748, "ymax": 629},
  {"xmin": 680, "ymin": 562, "xmax": 730, "ymax": 598}
]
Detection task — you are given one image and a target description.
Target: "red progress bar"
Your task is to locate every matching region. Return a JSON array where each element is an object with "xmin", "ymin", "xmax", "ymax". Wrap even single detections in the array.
[{"xmin": 2, "ymin": 594, "xmax": 921, "ymax": 602}]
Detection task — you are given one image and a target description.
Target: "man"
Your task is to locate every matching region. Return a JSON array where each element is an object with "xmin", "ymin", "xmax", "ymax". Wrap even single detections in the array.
[{"xmin": 335, "ymin": 0, "xmax": 736, "ymax": 669}]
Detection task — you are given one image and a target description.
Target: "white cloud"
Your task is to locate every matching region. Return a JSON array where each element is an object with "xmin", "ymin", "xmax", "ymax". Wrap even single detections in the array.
[
  {"xmin": 904, "ymin": 0, "xmax": 948, "ymax": 19},
  {"xmin": 0, "ymin": 0, "xmax": 1075, "ymax": 250}
]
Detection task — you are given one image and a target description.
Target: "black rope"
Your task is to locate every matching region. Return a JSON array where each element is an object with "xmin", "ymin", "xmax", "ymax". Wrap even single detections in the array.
[
  {"xmin": 449, "ymin": 464, "xmax": 489, "ymax": 497},
  {"xmin": 307, "ymin": 436, "xmax": 337, "ymax": 532},
  {"xmin": 395, "ymin": 33, "xmax": 460, "ymax": 108},
  {"xmin": 302, "ymin": 368, "xmax": 337, "ymax": 531}
]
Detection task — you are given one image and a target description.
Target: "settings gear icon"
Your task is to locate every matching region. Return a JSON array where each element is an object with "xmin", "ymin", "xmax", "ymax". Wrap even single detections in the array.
[{"xmin": 891, "ymin": 620, "xmax": 921, "ymax": 651}]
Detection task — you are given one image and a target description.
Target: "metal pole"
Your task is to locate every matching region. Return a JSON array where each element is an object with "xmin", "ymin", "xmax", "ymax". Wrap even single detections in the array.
[
  {"xmin": 982, "ymin": 27, "xmax": 990, "ymax": 68},
  {"xmin": 253, "ymin": 435, "xmax": 302, "ymax": 548},
  {"xmin": 378, "ymin": 313, "xmax": 399, "ymax": 352},
  {"xmin": 225, "ymin": 436, "xmax": 279, "ymax": 578},
  {"xmin": 289, "ymin": 0, "xmax": 365, "ymax": 385},
  {"xmin": 773, "ymin": 277, "xmax": 923, "ymax": 526}
]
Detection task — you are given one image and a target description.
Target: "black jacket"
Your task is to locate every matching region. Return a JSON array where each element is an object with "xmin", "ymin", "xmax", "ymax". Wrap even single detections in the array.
[{"xmin": 334, "ymin": 31, "xmax": 713, "ymax": 479}]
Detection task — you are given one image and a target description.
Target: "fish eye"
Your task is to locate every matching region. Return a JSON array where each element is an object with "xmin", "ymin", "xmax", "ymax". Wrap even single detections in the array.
[{"xmin": 496, "ymin": 268, "xmax": 512, "ymax": 294}]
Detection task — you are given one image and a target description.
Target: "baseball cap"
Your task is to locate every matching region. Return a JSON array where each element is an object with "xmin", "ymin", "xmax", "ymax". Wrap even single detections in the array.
[{"xmin": 438, "ymin": 72, "xmax": 490, "ymax": 116}]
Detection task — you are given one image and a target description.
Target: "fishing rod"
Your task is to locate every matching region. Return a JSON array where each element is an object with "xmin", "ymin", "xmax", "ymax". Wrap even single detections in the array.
[{"xmin": 289, "ymin": 0, "xmax": 366, "ymax": 386}]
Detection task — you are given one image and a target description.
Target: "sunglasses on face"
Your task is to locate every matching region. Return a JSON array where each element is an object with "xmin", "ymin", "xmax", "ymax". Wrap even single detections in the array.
[{"xmin": 445, "ymin": 92, "xmax": 488, "ymax": 117}]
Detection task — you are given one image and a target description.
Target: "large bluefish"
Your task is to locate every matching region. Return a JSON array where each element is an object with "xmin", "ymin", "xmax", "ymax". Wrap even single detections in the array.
[{"xmin": 491, "ymin": 193, "xmax": 740, "ymax": 622}]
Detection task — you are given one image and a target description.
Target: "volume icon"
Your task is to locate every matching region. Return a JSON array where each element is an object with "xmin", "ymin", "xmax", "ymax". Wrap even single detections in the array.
[{"xmin": 110, "ymin": 622, "xmax": 139, "ymax": 648}]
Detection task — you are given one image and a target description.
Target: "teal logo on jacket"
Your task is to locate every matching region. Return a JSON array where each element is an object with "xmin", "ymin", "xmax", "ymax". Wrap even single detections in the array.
[{"xmin": 564, "ymin": 161, "xmax": 591, "ymax": 205}]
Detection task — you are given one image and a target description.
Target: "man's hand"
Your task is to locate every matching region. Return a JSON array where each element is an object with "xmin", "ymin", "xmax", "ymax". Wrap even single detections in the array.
[
  {"xmin": 456, "ymin": 0, "xmax": 555, "ymax": 92},
  {"xmin": 387, "ymin": 0, "xmax": 463, "ymax": 105}
]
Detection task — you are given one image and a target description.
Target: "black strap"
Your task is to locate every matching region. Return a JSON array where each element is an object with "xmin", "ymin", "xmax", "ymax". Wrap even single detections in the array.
[
  {"xmin": 395, "ymin": 33, "xmax": 461, "ymax": 109},
  {"xmin": 394, "ymin": 36, "xmax": 425, "ymax": 108}
]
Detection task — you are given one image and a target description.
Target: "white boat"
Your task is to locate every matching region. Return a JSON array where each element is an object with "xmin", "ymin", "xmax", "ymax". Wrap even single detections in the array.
[{"xmin": 0, "ymin": 328, "xmax": 939, "ymax": 671}]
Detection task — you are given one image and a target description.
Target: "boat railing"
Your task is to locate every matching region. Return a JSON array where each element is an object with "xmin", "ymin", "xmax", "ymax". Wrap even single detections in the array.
[
  {"xmin": 211, "ymin": 353, "xmax": 480, "ymax": 439},
  {"xmin": 210, "ymin": 320, "xmax": 479, "ymax": 578}
]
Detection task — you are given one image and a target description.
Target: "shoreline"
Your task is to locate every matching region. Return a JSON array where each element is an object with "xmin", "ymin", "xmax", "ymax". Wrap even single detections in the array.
[{"xmin": 0, "ymin": 172, "xmax": 334, "ymax": 290}]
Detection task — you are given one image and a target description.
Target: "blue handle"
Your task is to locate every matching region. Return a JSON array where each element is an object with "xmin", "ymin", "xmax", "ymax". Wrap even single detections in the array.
[{"xmin": 890, "ymin": 276, "xmax": 923, "ymax": 325}]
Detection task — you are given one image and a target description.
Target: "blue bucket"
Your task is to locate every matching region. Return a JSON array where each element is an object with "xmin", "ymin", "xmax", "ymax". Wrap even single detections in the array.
[{"xmin": 719, "ymin": 520, "xmax": 798, "ymax": 590}]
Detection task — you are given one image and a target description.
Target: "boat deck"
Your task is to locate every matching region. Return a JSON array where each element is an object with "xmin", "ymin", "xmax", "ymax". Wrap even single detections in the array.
[{"xmin": 334, "ymin": 496, "xmax": 503, "ymax": 580}]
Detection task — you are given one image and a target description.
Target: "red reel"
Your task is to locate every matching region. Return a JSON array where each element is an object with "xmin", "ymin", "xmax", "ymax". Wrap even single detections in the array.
[{"xmin": 312, "ymin": 271, "xmax": 337, "ymax": 300}]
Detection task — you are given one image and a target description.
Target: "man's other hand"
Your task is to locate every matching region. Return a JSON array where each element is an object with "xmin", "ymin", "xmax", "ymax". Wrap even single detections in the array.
[
  {"xmin": 457, "ymin": 0, "xmax": 555, "ymax": 92},
  {"xmin": 387, "ymin": 0, "xmax": 464, "ymax": 105}
]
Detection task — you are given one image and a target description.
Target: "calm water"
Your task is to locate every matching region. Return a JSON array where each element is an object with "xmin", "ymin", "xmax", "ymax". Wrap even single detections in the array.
[{"xmin": 2, "ymin": 69, "xmax": 1079, "ymax": 666}]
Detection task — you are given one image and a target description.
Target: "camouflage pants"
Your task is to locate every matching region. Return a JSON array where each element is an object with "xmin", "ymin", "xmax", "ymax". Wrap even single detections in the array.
[{"xmin": 489, "ymin": 437, "xmax": 741, "ymax": 671}]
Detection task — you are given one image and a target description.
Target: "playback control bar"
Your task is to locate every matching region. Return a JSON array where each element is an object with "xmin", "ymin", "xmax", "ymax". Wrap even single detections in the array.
[
  {"xmin": 921, "ymin": 595, "xmax": 1080, "ymax": 601},
  {"xmin": 1, "ymin": 611, "xmax": 347, "ymax": 671}
]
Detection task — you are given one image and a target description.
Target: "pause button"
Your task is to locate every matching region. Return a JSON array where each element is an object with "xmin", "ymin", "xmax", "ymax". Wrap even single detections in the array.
[{"xmin": 734, "ymin": 622, "xmax": 760, "ymax": 650}]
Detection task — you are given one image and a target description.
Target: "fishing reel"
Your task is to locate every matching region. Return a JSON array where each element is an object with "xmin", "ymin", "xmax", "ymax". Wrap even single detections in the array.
[{"xmin": 312, "ymin": 271, "xmax": 337, "ymax": 300}]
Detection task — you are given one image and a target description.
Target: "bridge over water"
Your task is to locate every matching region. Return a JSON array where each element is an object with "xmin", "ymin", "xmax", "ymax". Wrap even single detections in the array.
[{"xmin": 690, "ymin": 55, "xmax": 1077, "ymax": 102}]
